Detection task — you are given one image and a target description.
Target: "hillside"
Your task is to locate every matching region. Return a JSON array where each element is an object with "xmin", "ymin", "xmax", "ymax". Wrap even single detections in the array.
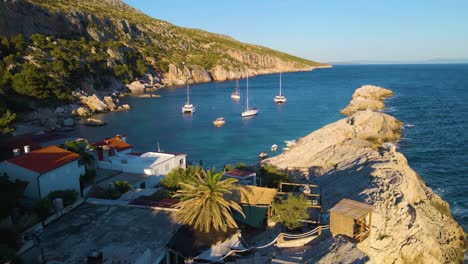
[{"xmin": 0, "ymin": 0, "xmax": 327, "ymax": 133}]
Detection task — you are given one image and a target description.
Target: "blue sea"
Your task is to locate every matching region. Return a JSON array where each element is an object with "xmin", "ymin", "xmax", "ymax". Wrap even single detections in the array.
[{"xmin": 72, "ymin": 64, "xmax": 468, "ymax": 229}]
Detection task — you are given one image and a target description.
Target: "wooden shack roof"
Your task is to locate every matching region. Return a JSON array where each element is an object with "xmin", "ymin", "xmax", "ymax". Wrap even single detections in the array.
[
  {"xmin": 329, "ymin": 198, "xmax": 373, "ymax": 219},
  {"xmin": 225, "ymin": 185, "xmax": 277, "ymax": 206}
]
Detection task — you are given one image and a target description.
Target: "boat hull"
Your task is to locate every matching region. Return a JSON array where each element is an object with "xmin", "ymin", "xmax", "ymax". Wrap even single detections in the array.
[
  {"xmin": 274, "ymin": 96, "xmax": 287, "ymax": 104},
  {"xmin": 181, "ymin": 104, "xmax": 195, "ymax": 113},
  {"xmin": 242, "ymin": 108, "xmax": 259, "ymax": 117}
]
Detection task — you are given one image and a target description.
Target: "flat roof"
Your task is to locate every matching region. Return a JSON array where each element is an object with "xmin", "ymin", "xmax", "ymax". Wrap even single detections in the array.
[
  {"xmin": 7, "ymin": 146, "xmax": 80, "ymax": 174},
  {"xmin": 108, "ymin": 152, "xmax": 176, "ymax": 168},
  {"xmin": 224, "ymin": 169, "xmax": 256, "ymax": 178},
  {"xmin": 39, "ymin": 204, "xmax": 180, "ymax": 263},
  {"xmin": 225, "ymin": 185, "xmax": 277, "ymax": 206},
  {"xmin": 329, "ymin": 198, "xmax": 373, "ymax": 219}
]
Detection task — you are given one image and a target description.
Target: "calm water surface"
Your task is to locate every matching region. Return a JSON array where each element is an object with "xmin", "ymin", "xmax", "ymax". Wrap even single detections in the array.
[{"xmin": 72, "ymin": 64, "xmax": 468, "ymax": 229}]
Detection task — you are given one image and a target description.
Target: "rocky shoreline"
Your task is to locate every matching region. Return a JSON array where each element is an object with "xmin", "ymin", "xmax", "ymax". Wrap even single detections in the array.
[{"xmin": 263, "ymin": 85, "xmax": 467, "ymax": 263}]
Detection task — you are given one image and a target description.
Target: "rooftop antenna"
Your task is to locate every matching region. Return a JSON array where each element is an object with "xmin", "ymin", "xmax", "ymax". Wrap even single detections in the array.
[{"xmin": 157, "ymin": 142, "xmax": 161, "ymax": 152}]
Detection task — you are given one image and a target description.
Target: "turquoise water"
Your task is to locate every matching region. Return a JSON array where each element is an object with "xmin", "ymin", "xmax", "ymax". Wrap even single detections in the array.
[{"xmin": 72, "ymin": 64, "xmax": 468, "ymax": 229}]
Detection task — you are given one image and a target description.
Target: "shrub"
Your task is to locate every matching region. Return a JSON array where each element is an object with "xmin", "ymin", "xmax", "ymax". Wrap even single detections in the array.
[
  {"xmin": 258, "ymin": 165, "xmax": 291, "ymax": 188},
  {"xmin": 151, "ymin": 189, "xmax": 172, "ymax": 200},
  {"xmin": 113, "ymin": 181, "xmax": 131, "ymax": 194},
  {"xmin": 80, "ymin": 169, "xmax": 96, "ymax": 185},
  {"xmin": 271, "ymin": 194, "xmax": 309, "ymax": 230},
  {"xmin": 47, "ymin": 189, "xmax": 78, "ymax": 207},
  {"xmin": 33, "ymin": 198, "xmax": 52, "ymax": 220},
  {"xmin": 161, "ymin": 166, "xmax": 201, "ymax": 191},
  {"xmin": 99, "ymin": 187, "xmax": 121, "ymax": 200}
]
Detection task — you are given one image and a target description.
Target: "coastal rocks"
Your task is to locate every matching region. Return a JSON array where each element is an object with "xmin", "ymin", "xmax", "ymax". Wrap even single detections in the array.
[
  {"xmin": 126, "ymin": 80, "xmax": 146, "ymax": 93},
  {"xmin": 340, "ymin": 85, "xmax": 394, "ymax": 116},
  {"xmin": 80, "ymin": 94, "xmax": 109, "ymax": 112},
  {"xmin": 75, "ymin": 94, "xmax": 130, "ymax": 116},
  {"xmin": 73, "ymin": 106, "xmax": 92, "ymax": 117},
  {"xmin": 103, "ymin": 96, "xmax": 116, "ymax": 111},
  {"xmin": 84, "ymin": 118, "xmax": 106, "ymax": 126},
  {"xmin": 63, "ymin": 118, "xmax": 75, "ymax": 127},
  {"xmin": 264, "ymin": 86, "xmax": 467, "ymax": 263}
]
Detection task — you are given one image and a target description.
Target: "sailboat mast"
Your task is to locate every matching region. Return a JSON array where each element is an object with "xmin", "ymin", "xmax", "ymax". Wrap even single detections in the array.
[
  {"xmin": 246, "ymin": 76, "xmax": 249, "ymax": 110},
  {"xmin": 279, "ymin": 72, "xmax": 282, "ymax": 96},
  {"xmin": 186, "ymin": 83, "xmax": 190, "ymax": 103}
]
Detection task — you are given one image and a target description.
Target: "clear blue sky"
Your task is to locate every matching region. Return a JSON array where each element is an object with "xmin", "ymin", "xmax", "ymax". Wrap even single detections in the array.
[{"xmin": 123, "ymin": 0, "xmax": 468, "ymax": 63}]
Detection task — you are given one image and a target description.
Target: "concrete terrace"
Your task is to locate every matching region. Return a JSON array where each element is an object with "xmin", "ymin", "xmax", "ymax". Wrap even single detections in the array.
[{"xmin": 39, "ymin": 203, "xmax": 180, "ymax": 263}]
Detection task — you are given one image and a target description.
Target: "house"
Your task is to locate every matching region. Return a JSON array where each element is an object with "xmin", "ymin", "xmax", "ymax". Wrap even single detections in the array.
[
  {"xmin": 92, "ymin": 135, "xmax": 133, "ymax": 158},
  {"xmin": 329, "ymin": 198, "xmax": 373, "ymax": 242},
  {"xmin": 0, "ymin": 146, "xmax": 84, "ymax": 199},
  {"xmin": 225, "ymin": 185, "xmax": 278, "ymax": 228},
  {"xmin": 93, "ymin": 135, "xmax": 187, "ymax": 180},
  {"xmin": 223, "ymin": 169, "xmax": 257, "ymax": 185},
  {"xmin": 0, "ymin": 131, "xmax": 71, "ymax": 160},
  {"xmin": 35, "ymin": 204, "xmax": 181, "ymax": 264}
]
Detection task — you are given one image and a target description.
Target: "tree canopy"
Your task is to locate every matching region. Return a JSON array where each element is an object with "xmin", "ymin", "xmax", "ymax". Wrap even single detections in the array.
[
  {"xmin": 172, "ymin": 168, "xmax": 245, "ymax": 233},
  {"xmin": 271, "ymin": 194, "xmax": 309, "ymax": 230}
]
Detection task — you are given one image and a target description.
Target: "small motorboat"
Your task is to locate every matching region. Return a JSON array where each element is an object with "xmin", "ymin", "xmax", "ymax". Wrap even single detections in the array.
[
  {"xmin": 259, "ymin": 152, "xmax": 268, "ymax": 159},
  {"xmin": 213, "ymin": 117, "xmax": 225, "ymax": 127},
  {"xmin": 271, "ymin": 144, "xmax": 278, "ymax": 152},
  {"xmin": 284, "ymin": 140, "xmax": 297, "ymax": 147}
]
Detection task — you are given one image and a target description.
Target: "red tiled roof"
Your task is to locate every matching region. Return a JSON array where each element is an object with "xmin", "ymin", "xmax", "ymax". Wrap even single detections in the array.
[
  {"xmin": 224, "ymin": 169, "xmax": 256, "ymax": 177},
  {"xmin": 7, "ymin": 146, "xmax": 81, "ymax": 174},
  {"xmin": 93, "ymin": 135, "xmax": 132, "ymax": 151}
]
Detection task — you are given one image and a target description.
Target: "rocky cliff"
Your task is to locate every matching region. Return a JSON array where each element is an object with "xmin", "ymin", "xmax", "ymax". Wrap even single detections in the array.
[
  {"xmin": 340, "ymin": 85, "xmax": 394, "ymax": 116},
  {"xmin": 0, "ymin": 0, "xmax": 328, "ymax": 133},
  {"xmin": 263, "ymin": 86, "xmax": 467, "ymax": 263}
]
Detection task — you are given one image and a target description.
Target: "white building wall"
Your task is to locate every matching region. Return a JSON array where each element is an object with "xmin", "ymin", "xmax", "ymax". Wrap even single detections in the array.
[
  {"xmin": 0, "ymin": 161, "xmax": 40, "ymax": 198},
  {"xmin": 39, "ymin": 161, "xmax": 84, "ymax": 198}
]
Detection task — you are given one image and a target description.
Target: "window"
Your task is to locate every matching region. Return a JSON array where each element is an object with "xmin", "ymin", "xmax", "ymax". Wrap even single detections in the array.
[
  {"xmin": 179, "ymin": 159, "xmax": 184, "ymax": 166},
  {"xmin": 165, "ymin": 163, "xmax": 170, "ymax": 172}
]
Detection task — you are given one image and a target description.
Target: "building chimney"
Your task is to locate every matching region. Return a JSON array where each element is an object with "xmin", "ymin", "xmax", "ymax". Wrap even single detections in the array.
[
  {"xmin": 121, "ymin": 135, "xmax": 127, "ymax": 142},
  {"xmin": 13, "ymin": 149, "xmax": 20, "ymax": 157},
  {"xmin": 24, "ymin": 145, "xmax": 30, "ymax": 154}
]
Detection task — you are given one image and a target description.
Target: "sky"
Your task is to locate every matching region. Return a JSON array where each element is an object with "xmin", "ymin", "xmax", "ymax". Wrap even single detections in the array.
[{"xmin": 122, "ymin": 0, "xmax": 468, "ymax": 63}]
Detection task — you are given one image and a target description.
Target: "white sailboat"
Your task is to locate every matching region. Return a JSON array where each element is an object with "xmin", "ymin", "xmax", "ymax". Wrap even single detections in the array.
[
  {"xmin": 241, "ymin": 76, "xmax": 258, "ymax": 117},
  {"xmin": 274, "ymin": 72, "xmax": 287, "ymax": 104},
  {"xmin": 231, "ymin": 80, "xmax": 241, "ymax": 100},
  {"xmin": 181, "ymin": 82, "xmax": 195, "ymax": 114}
]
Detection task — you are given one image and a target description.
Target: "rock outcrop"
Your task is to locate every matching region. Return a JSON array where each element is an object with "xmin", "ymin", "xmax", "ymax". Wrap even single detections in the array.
[
  {"xmin": 264, "ymin": 87, "xmax": 467, "ymax": 263},
  {"xmin": 340, "ymin": 85, "xmax": 393, "ymax": 116}
]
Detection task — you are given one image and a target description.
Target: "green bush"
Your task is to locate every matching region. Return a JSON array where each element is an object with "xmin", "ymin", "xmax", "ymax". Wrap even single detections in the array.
[
  {"xmin": 98, "ymin": 188, "xmax": 122, "ymax": 200},
  {"xmin": 33, "ymin": 198, "xmax": 52, "ymax": 220},
  {"xmin": 0, "ymin": 244, "xmax": 22, "ymax": 264},
  {"xmin": 80, "ymin": 169, "xmax": 96, "ymax": 185},
  {"xmin": 151, "ymin": 189, "xmax": 172, "ymax": 200},
  {"xmin": 271, "ymin": 194, "xmax": 309, "ymax": 230},
  {"xmin": 258, "ymin": 165, "xmax": 291, "ymax": 188},
  {"xmin": 47, "ymin": 189, "xmax": 78, "ymax": 207},
  {"xmin": 161, "ymin": 166, "xmax": 201, "ymax": 191},
  {"xmin": 113, "ymin": 181, "xmax": 131, "ymax": 194}
]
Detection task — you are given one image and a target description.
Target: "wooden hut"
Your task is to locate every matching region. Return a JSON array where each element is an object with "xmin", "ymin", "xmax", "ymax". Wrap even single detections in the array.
[{"xmin": 329, "ymin": 198, "xmax": 373, "ymax": 242}]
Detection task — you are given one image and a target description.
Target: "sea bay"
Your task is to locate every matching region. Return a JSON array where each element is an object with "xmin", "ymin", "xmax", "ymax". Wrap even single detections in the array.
[{"xmin": 71, "ymin": 64, "xmax": 468, "ymax": 229}]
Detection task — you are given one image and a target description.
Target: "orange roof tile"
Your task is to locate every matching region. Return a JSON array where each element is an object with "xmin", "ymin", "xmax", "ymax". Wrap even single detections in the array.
[
  {"xmin": 93, "ymin": 135, "xmax": 132, "ymax": 151},
  {"xmin": 7, "ymin": 146, "xmax": 81, "ymax": 174}
]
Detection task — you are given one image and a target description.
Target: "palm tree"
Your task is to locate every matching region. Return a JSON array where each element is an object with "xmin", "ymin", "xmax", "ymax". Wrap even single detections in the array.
[{"xmin": 172, "ymin": 168, "xmax": 245, "ymax": 233}]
